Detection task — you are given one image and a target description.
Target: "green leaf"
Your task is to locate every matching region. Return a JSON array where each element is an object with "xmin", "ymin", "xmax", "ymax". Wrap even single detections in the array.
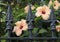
[
  {"xmin": 20, "ymin": 31, "xmax": 29, "ymax": 37},
  {"xmin": 39, "ymin": 29, "xmax": 48, "ymax": 33},
  {"xmin": 32, "ymin": 28, "xmax": 39, "ymax": 34},
  {"xmin": 1, "ymin": 40, "xmax": 6, "ymax": 42}
]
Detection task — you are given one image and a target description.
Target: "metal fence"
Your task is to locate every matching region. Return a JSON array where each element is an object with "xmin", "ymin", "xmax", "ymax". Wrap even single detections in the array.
[{"xmin": 0, "ymin": 0, "xmax": 60, "ymax": 42}]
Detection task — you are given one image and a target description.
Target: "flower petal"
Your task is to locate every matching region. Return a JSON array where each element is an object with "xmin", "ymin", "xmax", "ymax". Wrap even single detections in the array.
[
  {"xmin": 15, "ymin": 21, "xmax": 21, "ymax": 26},
  {"xmin": 31, "ymin": 5, "xmax": 35, "ymax": 10},
  {"xmin": 12, "ymin": 26, "xmax": 22, "ymax": 36},
  {"xmin": 48, "ymin": 0, "xmax": 52, "ymax": 7},
  {"xmin": 21, "ymin": 19, "xmax": 26, "ymax": 23},
  {"xmin": 36, "ymin": 6, "xmax": 42, "ymax": 11},
  {"xmin": 15, "ymin": 29, "xmax": 22, "ymax": 36},
  {"xmin": 13, "ymin": 19, "xmax": 28, "ymax": 35},
  {"xmin": 13, "ymin": 26, "xmax": 20, "ymax": 32},
  {"xmin": 56, "ymin": 25, "xmax": 60, "ymax": 32},
  {"xmin": 22, "ymin": 25, "xmax": 28, "ymax": 30},
  {"xmin": 24, "ymin": 5, "xmax": 35, "ymax": 13},
  {"xmin": 35, "ymin": 5, "xmax": 51, "ymax": 18},
  {"xmin": 54, "ymin": 0, "xmax": 60, "ymax": 10},
  {"xmin": 48, "ymin": 0, "xmax": 60, "ymax": 10},
  {"xmin": 35, "ymin": 11, "xmax": 42, "ymax": 17},
  {"xmin": 21, "ymin": 19, "xmax": 28, "ymax": 30},
  {"xmin": 42, "ymin": 14, "xmax": 50, "ymax": 20}
]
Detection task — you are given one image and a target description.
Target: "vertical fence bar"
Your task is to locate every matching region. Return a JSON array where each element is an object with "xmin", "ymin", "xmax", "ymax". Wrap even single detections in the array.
[
  {"xmin": 40, "ymin": 0, "xmax": 45, "ymax": 42},
  {"xmin": 41, "ymin": 0, "xmax": 45, "ymax": 5},
  {"xmin": 50, "ymin": 6, "xmax": 56, "ymax": 42},
  {"xmin": 6, "ymin": 3, "xmax": 13, "ymax": 42},
  {"xmin": 0, "ymin": 11, "xmax": 1, "ymax": 42},
  {"xmin": 26, "ymin": 3, "xmax": 35, "ymax": 42}
]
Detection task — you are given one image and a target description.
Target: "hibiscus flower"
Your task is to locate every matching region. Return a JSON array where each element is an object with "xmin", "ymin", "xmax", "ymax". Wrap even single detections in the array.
[
  {"xmin": 13, "ymin": 19, "xmax": 28, "ymax": 36},
  {"xmin": 48, "ymin": 0, "xmax": 60, "ymax": 10},
  {"xmin": 24, "ymin": 4, "xmax": 35, "ymax": 13},
  {"xmin": 56, "ymin": 25, "xmax": 60, "ymax": 32},
  {"xmin": 35, "ymin": 5, "xmax": 51, "ymax": 20}
]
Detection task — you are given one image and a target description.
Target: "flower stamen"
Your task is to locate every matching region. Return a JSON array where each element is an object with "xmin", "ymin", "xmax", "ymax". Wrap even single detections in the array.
[
  {"xmin": 42, "ymin": 11, "xmax": 46, "ymax": 14},
  {"xmin": 20, "ymin": 26, "xmax": 23, "ymax": 29}
]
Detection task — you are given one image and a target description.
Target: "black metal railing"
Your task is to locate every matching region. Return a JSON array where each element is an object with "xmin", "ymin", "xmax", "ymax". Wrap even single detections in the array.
[{"xmin": 0, "ymin": 0, "xmax": 60, "ymax": 42}]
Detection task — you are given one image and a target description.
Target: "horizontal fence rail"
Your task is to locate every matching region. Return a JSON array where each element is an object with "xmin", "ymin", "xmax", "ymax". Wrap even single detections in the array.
[
  {"xmin": 0, "ymin": 0, "xmax": 60, "ymax": 42},
  {"xmin": 0, "ymin": 37, "xmax": 60, "ymax": 40}
]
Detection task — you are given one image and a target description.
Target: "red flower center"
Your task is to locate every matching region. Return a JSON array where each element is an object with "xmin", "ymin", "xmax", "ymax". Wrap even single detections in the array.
[
  {"xmin": 42, "ymin": 11, "xmax": 46, "ymax": 14},
  {"xmin": 20, "ymin": 26, "xmax": 23, "ymax": 29},
  {"xmin": 54, "ymin": 4, "xmax": 56, "ymax": 6}
]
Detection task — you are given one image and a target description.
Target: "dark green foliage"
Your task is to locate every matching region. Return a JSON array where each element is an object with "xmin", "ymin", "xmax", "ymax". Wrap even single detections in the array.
[{"xmin": 0, "ymin": 0, "xmax": 60, "ymax": 42}]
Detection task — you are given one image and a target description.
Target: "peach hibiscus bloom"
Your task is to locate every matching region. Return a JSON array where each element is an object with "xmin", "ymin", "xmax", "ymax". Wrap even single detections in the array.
[
  {"xmin": 48, "ymin": 0, "xmax": 52, "ymax": 7},
  {"xmin": 35, "ymin": 5, "xmax": 51, "ymax": 20},
  {"xmin": 54, "ymin": 0, "xmax": 60, "ymax": 10},
  {"xmin": 13, "ymin": 19, "xmax": 28, "ymax": 36},
  {"xmin": 24, "ymin": 4, "xmax": 35, "ymax": 13},
  {"xmin": 48, "ymin": 0, "xmax": 60, "ymax": 10},
  {"xmin": 56, "ymin": 25, "xmax": 60, "ymax": 32}
]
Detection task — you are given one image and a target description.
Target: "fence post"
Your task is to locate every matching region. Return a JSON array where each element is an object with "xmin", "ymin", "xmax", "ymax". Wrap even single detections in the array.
[
  {"xmin": 26, "ymin": 3, "xmax": 35, "ymax": 42},
  {"xmin": 0, "ymin": 10, "xmax": 2, "ymax": 42},
  {"xmin": 49, "ymin": 5, "xmax": 57, "ymax": 42},
  {"xmin": 5, "ymin": 2, "xmax": 13, "ymax": 42}
]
